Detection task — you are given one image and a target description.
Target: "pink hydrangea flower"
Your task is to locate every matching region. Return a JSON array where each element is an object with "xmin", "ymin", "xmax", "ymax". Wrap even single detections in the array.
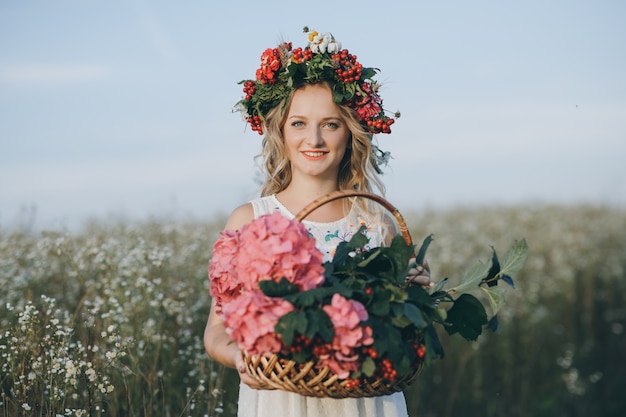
[
  {"xmin": 208, "ymin": 212, "xmax": 326, "ymax": 353},
  {"xmin": 221, "ymin": 290, "xmax": 295, "ymax": 355},
  {"xmin": 230, "ymin": 212, "xmax": 325, "ymax": 292},
  {"xmin": 208, "ymin": 229, "xmax": 241, "ymax": 311},
  {"xmin": 319, "ymin": 294, "xmax": 374, "ymax": 378},
  {"xmin": 317, "ymin": 346, "xmax": 361, "ymax": 379}
]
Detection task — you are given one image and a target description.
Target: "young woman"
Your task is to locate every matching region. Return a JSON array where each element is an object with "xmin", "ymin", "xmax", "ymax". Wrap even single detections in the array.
[{"xmin": 204, "ymin": 28, "xmax": 430, "ymax": 417}]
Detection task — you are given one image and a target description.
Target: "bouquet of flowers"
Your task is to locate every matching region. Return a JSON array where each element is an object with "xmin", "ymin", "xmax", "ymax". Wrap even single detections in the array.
[{"xmin": 209, "ymin": 205, "xmax": 528, "ymax": 397}]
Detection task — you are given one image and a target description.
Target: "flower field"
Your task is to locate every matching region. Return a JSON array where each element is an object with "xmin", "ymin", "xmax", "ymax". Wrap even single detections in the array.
[{"xmin": 1, "ymin": 204, "xmax": 625, "ymax": 417}]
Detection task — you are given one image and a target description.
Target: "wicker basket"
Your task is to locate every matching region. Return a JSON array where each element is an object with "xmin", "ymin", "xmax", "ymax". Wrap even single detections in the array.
[{"xmin": 242, "ymin": 190, "xmax": 422, "ymax": 398}]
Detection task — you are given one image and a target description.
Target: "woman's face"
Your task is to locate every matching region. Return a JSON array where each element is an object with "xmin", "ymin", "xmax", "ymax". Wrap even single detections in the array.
[{"xmin": 282, "ymin": 83, "xmax": 350, "ymax": 182}]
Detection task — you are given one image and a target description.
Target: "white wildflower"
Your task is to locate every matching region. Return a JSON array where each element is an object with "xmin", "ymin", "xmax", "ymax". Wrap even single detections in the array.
[
  {"xmin": 233, "ymin": 103, "xmax": 250, "ymax": 119},
  {"xmin": 327, "ymin": 38, "xmax": 342, "ymax": 53}
]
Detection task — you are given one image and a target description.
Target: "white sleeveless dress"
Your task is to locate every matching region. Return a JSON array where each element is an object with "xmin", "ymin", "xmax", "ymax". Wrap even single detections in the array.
[{"xmin": 237, "ymin": 195, "xmax": 409, "ymax": 417}]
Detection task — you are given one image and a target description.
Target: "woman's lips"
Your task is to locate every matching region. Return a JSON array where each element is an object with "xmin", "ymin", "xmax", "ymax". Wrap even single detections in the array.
[{"xmin": 301, "ymin": 151, "xmax": 328, "ymax": 160}]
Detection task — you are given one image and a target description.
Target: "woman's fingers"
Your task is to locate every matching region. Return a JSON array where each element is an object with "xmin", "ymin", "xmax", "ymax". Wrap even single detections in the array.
[
  {"xmin": 406, "ymin": 264, "xmax": 433, "ymax": 287},
  {"xmin": 237, "ymin": 356, "xmax": 275, "ymax": 390}
]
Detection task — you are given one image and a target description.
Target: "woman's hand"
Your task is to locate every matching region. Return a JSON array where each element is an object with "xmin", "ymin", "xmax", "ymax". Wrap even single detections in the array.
[
  {"xmin": 235, "ymin": 353, "xmax": 276, "ymax": 390},
  {"xmin": 406, "ymin": 260, "xmax": 432, "ymax": 287}
]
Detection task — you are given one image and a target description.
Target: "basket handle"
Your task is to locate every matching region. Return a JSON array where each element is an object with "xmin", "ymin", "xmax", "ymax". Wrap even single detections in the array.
[{"xmin": 294, "ymin": 190, "xmax": 412, "ymax": 246}]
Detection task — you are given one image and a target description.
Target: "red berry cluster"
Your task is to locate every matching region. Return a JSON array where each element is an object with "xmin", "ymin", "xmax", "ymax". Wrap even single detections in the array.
[
  {"xmin": 291, "ymin": 47, "xmax": 313, "ymax": 63},
  {"xmin": 247, "ymin": 115, "xmax": 263, "ymax": 135},
  {"xmin": 332, "ymin": 49, "xmax": 363, "ymax": 83},
  {"xmin": 362, "ymin": 346, "xmax": 378, "ymax": 359},
  {"xmin": 242, "ymin": 80, "xmax": 256, "ymax": 101},
  {"xmin": 286, "ymin": 334, "xmax": 312, "ymax": 353},
  {"xmin": 344, "ymin": 377, "xmax": 360, "ymax": 390},
  {"xmin": 312, "ymin": 343, "xmax": 331, "ymax": 357},
  {"xmin": 380, "ymin": 358, "xmax": 397, "ymax": 382},
  {"xmin": 366, "ymin": 116, "xmax": 395, "ymax": 134},
  {"xmin": 365, "ymin": 347, "xmax": 397, "ymax": 382},
  {"xmin": 413, "ymin": 343, "xmax": 426, "ymax": 359}
]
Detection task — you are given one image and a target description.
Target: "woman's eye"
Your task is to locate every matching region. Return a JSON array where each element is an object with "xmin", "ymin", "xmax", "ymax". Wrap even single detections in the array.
[
  {"xmin": 291, "ymin": 121, "xmax": 304, "ymax": 127},
  {"xmin": 325, "ymin": 122, "xmax": 339, "ymax": 129}
]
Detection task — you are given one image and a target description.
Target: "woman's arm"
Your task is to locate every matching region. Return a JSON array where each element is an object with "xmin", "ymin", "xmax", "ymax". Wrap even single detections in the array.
[{"xmin": 202, "ymin": 202, "xmax": 271, "ymax": 388}]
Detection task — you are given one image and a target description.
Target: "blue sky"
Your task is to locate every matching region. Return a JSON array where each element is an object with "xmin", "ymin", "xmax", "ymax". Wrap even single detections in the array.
[{"xmin": 1, "ymin": 0, "xmax": 625, "ymax": 231}]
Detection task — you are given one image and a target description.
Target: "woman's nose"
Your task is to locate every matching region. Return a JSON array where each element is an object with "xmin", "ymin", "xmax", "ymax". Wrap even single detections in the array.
[{"xmin": 305, "ymin": 127, "xmax": 324, "ymax": 147}]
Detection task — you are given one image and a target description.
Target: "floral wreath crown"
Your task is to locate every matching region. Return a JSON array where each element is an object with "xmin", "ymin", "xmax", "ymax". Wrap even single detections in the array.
[{"xmin": 234, "ymin": 27, "xmax": 400, "ymax": 139}]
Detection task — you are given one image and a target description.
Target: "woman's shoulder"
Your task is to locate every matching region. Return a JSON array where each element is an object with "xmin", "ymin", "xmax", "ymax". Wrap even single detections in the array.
[
  {"xmin": 224, "ymin": 202, "xmax": 255, "ymax": 231},
  {"xmin": 223, "ymin": 195, "xmax": 282, "ymax": 230},
  {"xmin": 250, "ymin": 195, "xmax": 285, "ymax": 217}
]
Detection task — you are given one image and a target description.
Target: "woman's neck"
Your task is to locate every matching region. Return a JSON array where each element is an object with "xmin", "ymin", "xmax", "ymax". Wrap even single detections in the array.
[{"xmin": 276, "ymin": 178, "xmax": 346, "ymax": 222}]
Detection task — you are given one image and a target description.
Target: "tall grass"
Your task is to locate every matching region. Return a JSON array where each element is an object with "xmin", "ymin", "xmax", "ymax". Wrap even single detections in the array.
[
  {"xmin": 0, "ymin": 220, "xmax": 238, "ymax": 417},
  {"xmin": 1, "ymin": 204, "xmax": 624, "ymax": 416},
  {"xmin": 404, "ymin": 204, "xmax": 626, "ymax": 417}
]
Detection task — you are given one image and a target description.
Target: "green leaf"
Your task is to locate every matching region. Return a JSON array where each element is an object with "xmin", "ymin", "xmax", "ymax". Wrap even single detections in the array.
[
  {"xmin": 403, "ymin": 302, "xmax": 427, "ymax": 329},
  {"xmin": 414, "ymin": 234, "xmax": 434, "ymax": 265},
  {"xmin": 390, "ymin": 314, "xmax": 411, "ymax": 328},
  {"xmin": 445, "ymin": 294, "xmax": 488, "ymax": 341},
  {"xmin": 259, "ymin": 278, "xmax": 299, "ymax": 297},
  {"xmin": 370, "ymin": 298, "xmax": 391, "ymax": 316},
  {"xmin": 275, "ymin": 311, "xmax": 308, "ymax": 346},
  {"xmin": 361, "ymin": 356, "xmax": 377, "ymax": 377},
  {"xmin": 406, "ymin": 285, "xmax": 434, "ymax": 307},
  {"xmin": 430, "ymin": 277, "xmax": 449, "ymax": 294},
  {"xmin": 357, "ymin": 235, "xmax": 413, "ymax": 285},
  {"xmin": 361, "ymin": 67, "xmax": 378, "ymax": 80},
  {"xmin": 498, "ymin": 238, "xmax": 529, "ymax": 277},
  {"xmin": 390, "ymin": 235, "xmax": 416, "ymax": 279},
  {"xmin": 449, "ymin": 259, "xmax": 492, "ymax": 295},
  {"xmin": 436, "ymin": 307, "xmax": 447, "ymax": 322},
  {"xmin": 286, "ymin": 286, "xmax": 333, "ymax": 308},
  {"xmin": 305, "ymin": 309, "xmax": 334, "ymax": 343},
  {"xmin": 486, "ymin": 248, "xmax": 501, "ymax": 287},
  {"xmin": 480, "ymin": 285, "xmax": 506, "ymax": 315},
  {"xmin": 423, "ymin": 325, "xmax": 444, "ymax": 363},
  {"xmin": 331, "ymin": 227, "xmax": 369, "ymax": 265},
  {"xmin": 356, "ymin": 247, "xmax": 384, "ymax": 269},
  {"xmin": 487, "ymin": 314, "xmax": 501, "ymax": 332},
  {"xmin": 501, "ymin": 275, "xmax": 515, "ymax": 289},
  {"xmin": 370, "ymin": 319, "xmax": 402, "ymax": 357},
  {"xmin": 391, "ymin": 345, "xmax": 415, "ymax": 376},
  {"xmin": 291, "ymin": 350, "xmax": 311, "ymax": 364}
]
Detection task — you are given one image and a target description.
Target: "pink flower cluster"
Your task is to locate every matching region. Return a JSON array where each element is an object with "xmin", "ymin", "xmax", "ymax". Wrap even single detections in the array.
[
  {"xmin": 319, "ymin": 294, "xmax": 374, "ymax": 379},
  {"xmin": 208, "ymin": 212, "xmax": 325, "ymax": 354},
  {"xmin": 354, "ymin": 81, "xmax": 383, "ymax": 121},
  {"xmin": 221, "ymin": 291, "xmax": 295, "ymax": 356}
]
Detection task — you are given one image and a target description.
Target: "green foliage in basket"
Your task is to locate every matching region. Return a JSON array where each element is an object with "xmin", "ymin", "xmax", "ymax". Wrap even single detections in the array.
[{"xmin": 260, "ymin": 227, "xmax": 528, "ymax": 383}]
